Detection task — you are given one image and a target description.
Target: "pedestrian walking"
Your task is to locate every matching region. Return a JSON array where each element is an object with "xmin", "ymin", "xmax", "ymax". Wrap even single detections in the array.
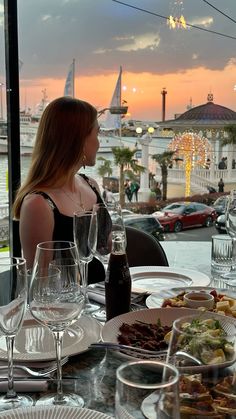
[{"xmin": 218, "ymin": 178, "xmax": 224, "ymax": 193}]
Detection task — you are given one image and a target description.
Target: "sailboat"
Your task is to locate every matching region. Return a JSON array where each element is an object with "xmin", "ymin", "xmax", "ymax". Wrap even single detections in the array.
[
  {"xmin": 0, "ymin": 61, "xmax": 76, "ymax": 155},
  {"xmin": 98, "ymin": 66, "xmax": 126, "ymax": 153},
  {"xmin": 64, "ymin": 59, "xmax": 75, "ymax": 98}
]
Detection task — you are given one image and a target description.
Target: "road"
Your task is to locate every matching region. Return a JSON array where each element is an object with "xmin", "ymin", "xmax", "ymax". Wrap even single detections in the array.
[{"xmin": 165, "ymin": 225, "xmax": 217, "ymax": 242}]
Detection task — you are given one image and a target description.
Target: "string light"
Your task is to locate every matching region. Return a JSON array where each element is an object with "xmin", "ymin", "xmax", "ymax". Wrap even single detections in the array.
[
  {"xmin": 168, "ymin": 132, "xmax": 211, "ymax": 196},
  {"xmin": 167, "ymin": 0, "xmax": 186, "ymax": 30}
]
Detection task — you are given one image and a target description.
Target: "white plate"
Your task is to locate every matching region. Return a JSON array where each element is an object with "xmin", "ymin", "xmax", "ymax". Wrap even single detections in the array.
[
  {"xmin": 130, "ymin": 266, "xmax": 210, "ymax": 293},
  {"xmin": 0, "ymin": 315, "xmax": 102, "ymax": 362},
  {"xmin": 102, "ymin": 307, "xmax": 201, "ymax": 344},
  {"xmin": 146, "ymin": 286, "xmax": 236, "ymax": 309},
  {"xmin": 102, "ymin": 307, "xmax": 236, "ymax": 373},
  {"xmin": 0, "ymin": 406, "xmax": 111, "ymax": 419}
]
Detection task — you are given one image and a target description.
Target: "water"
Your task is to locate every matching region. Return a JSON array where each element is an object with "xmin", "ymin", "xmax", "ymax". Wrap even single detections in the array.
[{"xmin": 0, "ymin": 136, "xmax": 171, "ymax": 203}]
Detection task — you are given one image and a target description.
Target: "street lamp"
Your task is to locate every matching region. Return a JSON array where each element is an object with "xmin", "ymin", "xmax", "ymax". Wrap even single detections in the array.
[
  {"xmin": 148, "ymin": 126, "xmax": 154, "ymax": 135},
  {"xmin": 136, "ymin": 127, "xmax": 143, "ymax": 136},
  {"xmin": 138, "ymin": 127, "xmax": 154, "ymax": 202},
  {"xmin": 98, "ymin": 105, "xmax": 128, "ymax": 139}
]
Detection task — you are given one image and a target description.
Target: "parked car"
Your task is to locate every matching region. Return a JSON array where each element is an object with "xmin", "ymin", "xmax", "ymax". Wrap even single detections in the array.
[
  {"xmin": 212, "ymin": 196, "xmax": 228, "ymax": 216},
  {"xmin": 215, "ymin": 214, "xmax": 227, "ymax": 234},
  {"xmin": 109, "ymin": 209, "xmax": 134, "ymax": 217},
  {"xmin": 152, "ymin": 202, "xmax": 217, "ymax": 233},
  {"xmin": 123, "ymin": 214, "xmax": 165, "ymax": 241}
]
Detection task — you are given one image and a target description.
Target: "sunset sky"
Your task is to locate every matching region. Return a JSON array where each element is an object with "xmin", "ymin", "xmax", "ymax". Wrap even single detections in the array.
[{"xmin": 0, "ymin": 0, "xmax": 236, "ymax": 121}]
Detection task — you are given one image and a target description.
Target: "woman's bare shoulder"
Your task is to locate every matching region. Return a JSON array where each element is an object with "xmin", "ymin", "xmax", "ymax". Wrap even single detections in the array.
[{"xmin": 22, "ymin": 193, "xmax": 53, "ymax": 212}]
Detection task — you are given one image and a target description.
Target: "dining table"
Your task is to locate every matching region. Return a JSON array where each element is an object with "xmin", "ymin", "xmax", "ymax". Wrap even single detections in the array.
[{"xmin": 0, "ymin": 240, "xmax": 226, "ymax": 417}]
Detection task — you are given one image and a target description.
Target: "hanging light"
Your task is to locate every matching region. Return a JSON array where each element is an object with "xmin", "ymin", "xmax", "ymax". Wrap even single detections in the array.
[{"xmin": 167, "ymin": 0, "xmax": 186, "ymax": 30}]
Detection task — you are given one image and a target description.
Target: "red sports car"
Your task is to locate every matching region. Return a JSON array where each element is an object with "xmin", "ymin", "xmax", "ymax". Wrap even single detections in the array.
[{"xmin": 152, "ymin": 202, "xmax": 217, "ymax": 233}]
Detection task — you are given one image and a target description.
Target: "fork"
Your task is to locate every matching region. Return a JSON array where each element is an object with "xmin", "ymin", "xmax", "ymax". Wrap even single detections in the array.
[
  {"xmin": 90, "ymin": 342, "xmax": 167, "ymax": 359},
  {"xmin": 90, "ymin": 343, "xmax": 202, "ymax": 365},
  {"xmin": 0, "ymin": 356, "xmax": 69, "ymax": 377}
]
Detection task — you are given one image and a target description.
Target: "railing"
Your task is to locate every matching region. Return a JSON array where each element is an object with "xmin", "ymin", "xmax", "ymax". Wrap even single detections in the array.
[
  {"xmin": 155, "ymin": 167, "xmax": 236, "ymax": 194},
  {"xmin": 0, "ymin": 205, "xmax": 9, "ymax": 246},
  {"xmin": 0, "ymin": 204, "xmax": 9, "ymax": 219}
]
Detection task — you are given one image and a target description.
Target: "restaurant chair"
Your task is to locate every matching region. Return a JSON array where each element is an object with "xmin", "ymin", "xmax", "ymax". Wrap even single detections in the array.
[{"xmin": 125, "ymin": 226, "xmax": 169, "ymax": 267}]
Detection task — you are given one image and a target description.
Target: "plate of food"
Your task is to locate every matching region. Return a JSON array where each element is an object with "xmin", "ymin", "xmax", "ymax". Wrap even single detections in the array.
[
  {"xmin": 0, "ymin": 315, "xmax": 102, "ymax": 362},
  {"xmin": 142, "ymin": 374, "xmax": 217, "ymax": 419},
  {"xmin": 0, "ymin": 407, "xmax": 112, "ymax": 419},
  {"xmin": 101, "ymin": 308, "xmax": 236, "ymax": 372},
  {"xmin": 130, "ymin": 266, "xmax": 210, "ymax": 294},
  {"xmin": 146, "ymin": 287, "xmax": 236, "ymax": 317}
]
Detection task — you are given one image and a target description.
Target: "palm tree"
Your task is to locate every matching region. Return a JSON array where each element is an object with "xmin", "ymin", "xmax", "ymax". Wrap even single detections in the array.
[
  {"xmin": 97, "ymin": 157, "xmax": 113, "ymax": 181},
  {"xmin": 112, "ymin": 147, "xmax": 145, "ymax": 207},
  {"xmin": 152, "ymin": 151, "xmax": 175, "ymax": 201},
  {"xmin": 221, "ymin": 125, "xmax": 236, "ymax": 147},
  {"xmin": 221, "ymin": 125, "xmax": 236, "ymax": 170}
]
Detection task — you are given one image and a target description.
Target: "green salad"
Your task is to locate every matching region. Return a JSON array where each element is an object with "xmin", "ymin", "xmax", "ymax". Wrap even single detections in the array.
[{"xmin": 177, "ymin": 318, "xmax": 235, "ymax": 365}]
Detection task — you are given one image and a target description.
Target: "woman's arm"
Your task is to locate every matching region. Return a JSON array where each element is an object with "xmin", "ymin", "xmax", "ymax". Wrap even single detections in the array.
[{"xmin": 20, "ymin": 194, "xmax": 54, "ymax": 268}]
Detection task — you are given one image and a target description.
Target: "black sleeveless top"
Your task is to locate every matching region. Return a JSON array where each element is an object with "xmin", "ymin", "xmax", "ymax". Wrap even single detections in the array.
[{"xmin": 35, "ymin": 174, "xmax": 110, "ymax": 284}]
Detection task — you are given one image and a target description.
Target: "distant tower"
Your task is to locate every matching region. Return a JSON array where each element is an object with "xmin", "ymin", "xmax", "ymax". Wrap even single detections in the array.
[
  {"xmin": 207, "ymin": 92, "xmax": 214, "ymax": 102},
  {"xmin": 161, "ymin": 88, "xmax": 167, "ymax": 121}
]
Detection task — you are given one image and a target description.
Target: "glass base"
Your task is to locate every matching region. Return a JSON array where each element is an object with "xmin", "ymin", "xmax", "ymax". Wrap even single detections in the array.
[
  {"xmin": 83, "ymin": 302, "xmax": 100, "ymax": 314},
  {"xmin": 0, "ymin": 394, "xmax": 33, "ymax": 411},
  {"xmin": 35, "ymin": 392, "xmax": 84, "ymax": 407},
  {"xmin": 92, "ymin": 309, "xmax": 107, "ymax": 322}
]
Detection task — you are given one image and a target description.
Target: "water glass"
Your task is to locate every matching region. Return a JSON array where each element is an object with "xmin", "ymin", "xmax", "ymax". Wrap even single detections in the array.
[
  {"xmin": 221, "ymin": 270, "xmax": 236, "ymax": 289},
  {"xmin": 211, "ymin": 234, "xmax": 233, "ymax": 283},
  {"xmin": 115, "ymin": 360, "xmax": 180, "ymax": 419}
]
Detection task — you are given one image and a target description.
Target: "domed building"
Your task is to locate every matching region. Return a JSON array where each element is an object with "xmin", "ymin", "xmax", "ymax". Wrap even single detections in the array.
[{"xmin": 157, "ymin": 94, "xmax": 236, "ymax": 192}]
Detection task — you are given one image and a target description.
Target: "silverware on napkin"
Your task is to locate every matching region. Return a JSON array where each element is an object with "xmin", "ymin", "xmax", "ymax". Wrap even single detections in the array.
[
  {"xmin": 0, "ymin": 380, "xmax": 48, "ymax": 393},
  {"xmin": 0, "ymin": 356, "xmax": 69, "ymax": 377}
]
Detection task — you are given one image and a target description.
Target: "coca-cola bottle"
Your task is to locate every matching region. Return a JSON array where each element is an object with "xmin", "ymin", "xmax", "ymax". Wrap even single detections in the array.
[{"xmin": 105, "ymin": 230, "xmax": 131, "ymax": 321}]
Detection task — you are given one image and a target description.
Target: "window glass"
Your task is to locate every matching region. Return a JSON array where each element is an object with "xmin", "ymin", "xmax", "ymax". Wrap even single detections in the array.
[{"xmin": 1, "ymin": 1, "xmax": 221, "ymax": 259}]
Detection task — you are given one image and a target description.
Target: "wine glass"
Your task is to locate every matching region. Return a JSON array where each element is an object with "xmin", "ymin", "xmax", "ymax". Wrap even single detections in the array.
[
  {"xmin": 225, "ymin": 190, "xmax": 236, "ymax": 268},
  {"xmin": 0, "ymin": 257, "xmax": 33, "ymax": 411},
  {"xmin": 73, "ymin": 210, "xmax": 100, "ymax": 314},
  {"xmin": 29, "ymin": 240, "xmax": 85, "ymax": 406},
  {"xmin": 91, "ymin": 203, "xmax": 113, "ymax": 265},
  {"xmin": 115, "ymin": 360, "xmax": 180, "ymax": 419},
  {"xmin": 88, "ymin": 203, "xmax": 114, "ymax": 321}
]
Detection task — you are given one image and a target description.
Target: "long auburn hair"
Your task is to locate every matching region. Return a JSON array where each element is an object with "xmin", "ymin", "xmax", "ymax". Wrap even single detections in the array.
[{"xmin": 13, "ymin": 96, "xmax": 97, "ymax": 219}]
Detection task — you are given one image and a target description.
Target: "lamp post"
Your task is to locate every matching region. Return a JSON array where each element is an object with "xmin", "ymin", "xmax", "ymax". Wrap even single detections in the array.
[
  {"xmin": 138, "ymin": 127, "xmax": 154, "ymax": 202},
  {"xmin": 0, "ymin": 82, "xmax": 4, "ymax": 121}
]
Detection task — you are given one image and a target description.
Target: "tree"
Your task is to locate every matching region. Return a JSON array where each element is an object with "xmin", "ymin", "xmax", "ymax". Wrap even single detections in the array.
[
  {"xmin": 221, "ymin": 125, "xmax": 236, "ymax": 147},
  {"xmin": 112, "ymin": 147, "xmax": 145, "ymax": 207},
  {"xmin": 221, "ymin": 125, "xmax": 236, "ymax": 170},
  {"xmin": 97, "ymin": 157, "xmax": 113, "ymax": 180},
  {"xmin": 152, "ymin": 151, "xmax": 175, "ymax": 201}
]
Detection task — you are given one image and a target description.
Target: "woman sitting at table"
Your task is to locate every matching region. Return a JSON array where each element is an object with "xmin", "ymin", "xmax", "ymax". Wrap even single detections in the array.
[{"xmin": 13, "ymin": 96, "xmax": 110, "ymax": 283}]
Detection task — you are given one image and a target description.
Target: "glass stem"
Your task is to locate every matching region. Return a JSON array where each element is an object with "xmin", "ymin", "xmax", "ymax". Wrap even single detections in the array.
[
  {"xmin": 6, "ymin": 335, "xmax": 17, "ymax": 398},
  {"xmin": 53, "ymin": 331, "xmax": 64, "ymax": 403},
  {"xmin": 81, "ymin": 262, "xmax": 89, "ymax": 304}
]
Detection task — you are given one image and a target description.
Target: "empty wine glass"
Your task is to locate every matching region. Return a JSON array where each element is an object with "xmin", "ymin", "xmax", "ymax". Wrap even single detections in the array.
[
  {"xmin": 115, "ymin": 360, "xmax": 180, "ymax": 419},
  {"xmin": 88, "ymin": 203, "xmax": 113, "ymax": 321},
  {"xmin": 0, "ymin": 257, "xmax": 32, "ymax": 411},
  {"xmin": 225, "ymin": 190, "xmax": 236, "ymax": 268},
  {"xmin": 29, "ymin": 240, "xmax": 85, "ymax": 406},
  {"xmin": 73, "ymin": 210, "xmax": 100, "ymax": 314},
  {"xmin": 91, "ymin": 203, "xmax": 112, "ymax": 265}
]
